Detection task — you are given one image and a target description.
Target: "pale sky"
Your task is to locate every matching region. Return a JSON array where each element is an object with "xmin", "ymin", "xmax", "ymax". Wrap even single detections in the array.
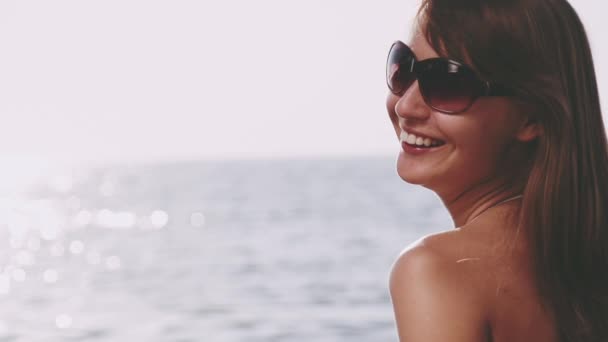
[{"xmin": 0, "ymin": 0, "xmax": 605, "ymax": 166}]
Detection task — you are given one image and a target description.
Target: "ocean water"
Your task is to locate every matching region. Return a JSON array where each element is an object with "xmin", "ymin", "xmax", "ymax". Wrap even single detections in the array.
[{"xmin": 0, "ymin": 155, "xmax": 452, "ymax": 341}]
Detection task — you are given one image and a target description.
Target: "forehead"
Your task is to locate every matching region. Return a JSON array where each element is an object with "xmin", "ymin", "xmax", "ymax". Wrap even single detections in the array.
[{"xmin": 407, "ymin": 30, "xmax": 441, "ymax": 60}]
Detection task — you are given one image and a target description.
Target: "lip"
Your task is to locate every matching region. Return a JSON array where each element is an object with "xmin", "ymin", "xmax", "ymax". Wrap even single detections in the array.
[
  {"xmin": 400, "ymin": 127, "xmax": 444, "ymax": 142},
  {"xmin": 401, "ymin": 140, "xmax": 446, "ymax": 155}
]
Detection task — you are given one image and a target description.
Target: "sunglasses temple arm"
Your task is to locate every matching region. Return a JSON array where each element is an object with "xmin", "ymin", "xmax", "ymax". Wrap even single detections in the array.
[{"xmin": 485, "ymin": 82, "xmax": 516, "ymax": 96}]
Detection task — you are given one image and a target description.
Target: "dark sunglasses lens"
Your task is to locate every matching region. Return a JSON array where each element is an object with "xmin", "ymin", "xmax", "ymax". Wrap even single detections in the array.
[
  {"xmin": 421, "ymin": 62, "xmax": 483, "ymax": 113},
  {"xmin": 386, "ymin": 43, "xmax": 415, "ymax": 94}
]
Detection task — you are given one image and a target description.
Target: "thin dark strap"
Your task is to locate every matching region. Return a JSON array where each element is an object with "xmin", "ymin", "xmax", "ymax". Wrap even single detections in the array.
[{"xmin": 486, "ymin": 82, "xmax": 516, "ymax": 96}]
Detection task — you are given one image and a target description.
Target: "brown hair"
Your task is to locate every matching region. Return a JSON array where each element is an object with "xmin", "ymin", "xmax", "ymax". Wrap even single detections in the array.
[{"xmin": 415, "ymin": 0, "xmax": 608, "ymax": 340}]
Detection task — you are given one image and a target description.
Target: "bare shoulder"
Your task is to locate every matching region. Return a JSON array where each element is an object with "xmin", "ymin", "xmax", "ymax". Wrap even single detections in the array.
[{"xmin": 389, "ymin": 231, "xmax": 491, "ymax": 342}]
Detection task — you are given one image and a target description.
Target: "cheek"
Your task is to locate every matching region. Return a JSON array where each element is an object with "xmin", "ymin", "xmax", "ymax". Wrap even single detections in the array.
[
  {"xmin": 443, "ymin": 99, "xmax": 516, "ymax": 150},
  {"xmin": 441, "ymin": 118, "xmax": 507, "ymax": 166},
  {"xmin": 386, "ymin": 94, "xmax": 399, "ymax": 129}
]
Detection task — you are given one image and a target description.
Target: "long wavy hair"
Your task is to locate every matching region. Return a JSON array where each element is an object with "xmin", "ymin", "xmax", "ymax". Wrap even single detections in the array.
[{"xmin": 415, "ymin": 0, "xmax": 608, "ymax": 340}]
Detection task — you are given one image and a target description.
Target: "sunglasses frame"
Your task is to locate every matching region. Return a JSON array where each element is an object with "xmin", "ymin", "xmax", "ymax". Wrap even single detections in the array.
[{"xmin": 386, "ymin": 40, "xmax": 514, "ymax": 114}]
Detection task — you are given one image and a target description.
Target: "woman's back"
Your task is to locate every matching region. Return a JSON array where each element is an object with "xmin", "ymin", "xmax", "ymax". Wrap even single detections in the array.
[
  {"xmin": 391, "ymin": 205, "xmax": 558, "ymax": 341},
  {"xmin": 456, "ymin": 220, "xmax": 557, "ymax": 342}
]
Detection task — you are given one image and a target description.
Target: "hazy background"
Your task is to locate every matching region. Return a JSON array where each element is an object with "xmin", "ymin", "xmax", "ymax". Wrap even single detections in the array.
[
  {"xmin": 0, "ymin": 0, "xmax": 604, "ymax": 168},
  {"xmin": 0, "ymin": 1, "xmax": 606, "ymax": 341}
]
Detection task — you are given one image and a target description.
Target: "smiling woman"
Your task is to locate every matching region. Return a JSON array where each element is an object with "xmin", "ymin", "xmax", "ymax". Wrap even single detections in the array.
[{"xmin": 385, "ymin": 0, "xmax": 608, "ymax": 341}]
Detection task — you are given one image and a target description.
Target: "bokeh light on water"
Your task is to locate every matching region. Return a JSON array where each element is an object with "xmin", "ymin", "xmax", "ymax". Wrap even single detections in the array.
[
  {"xmin": 43, "ymin": 269, "xmax": 59, "ymax": 283},
  {"xmin": 0, "ymin": 157, "xmax": 452, "ymax": 341}
]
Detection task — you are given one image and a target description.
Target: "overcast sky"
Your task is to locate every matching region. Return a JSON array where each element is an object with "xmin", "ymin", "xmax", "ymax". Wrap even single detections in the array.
[{"xmin": 0, "ymin": 0, "xmax": 605, "ymax": 166}]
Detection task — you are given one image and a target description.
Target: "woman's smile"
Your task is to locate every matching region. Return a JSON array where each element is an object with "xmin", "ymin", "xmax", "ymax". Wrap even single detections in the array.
[{"xmin": 399, "ymin": 129, "xmax": 446, "ymax": 147}]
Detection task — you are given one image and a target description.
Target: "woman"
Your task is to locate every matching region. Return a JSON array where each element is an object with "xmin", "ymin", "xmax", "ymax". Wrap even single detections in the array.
[{"xmin": 385, "ymin": 0, "xmax": 608, "ymax": 341}]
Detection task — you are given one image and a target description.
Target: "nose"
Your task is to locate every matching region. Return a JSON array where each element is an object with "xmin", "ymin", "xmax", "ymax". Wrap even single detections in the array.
[{"xmin": 394, "ymin": 80, "xmax": 431, "ymax": 122}]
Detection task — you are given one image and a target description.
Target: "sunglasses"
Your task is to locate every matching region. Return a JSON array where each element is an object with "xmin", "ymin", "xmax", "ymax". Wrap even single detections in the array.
[{"xmin": 386, "ymin": 40, "xmax": 514, "ymax": 114}]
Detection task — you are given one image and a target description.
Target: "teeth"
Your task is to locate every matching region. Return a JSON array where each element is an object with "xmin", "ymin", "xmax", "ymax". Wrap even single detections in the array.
[{"xmin": 399, "ymin": 131, "xmax": 444, "ymax": 147}]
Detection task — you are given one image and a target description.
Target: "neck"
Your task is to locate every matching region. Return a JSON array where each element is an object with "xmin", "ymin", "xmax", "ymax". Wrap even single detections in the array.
[
  {"xmin": 438, "ymin": 177, "xmax": 525, "ymax": 229},
  {"xmin": 426, "ymin": 139, "xmax": 532, "ymax": 229}
]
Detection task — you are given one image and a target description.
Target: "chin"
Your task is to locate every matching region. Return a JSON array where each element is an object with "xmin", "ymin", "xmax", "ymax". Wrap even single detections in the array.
[
  {"xmin": 397, "ymin": 169, "xmax": 430, "ymax": 186},
  {"xmin": 396, "ymin": 153, "xmax": 434, "ymax": 186}
]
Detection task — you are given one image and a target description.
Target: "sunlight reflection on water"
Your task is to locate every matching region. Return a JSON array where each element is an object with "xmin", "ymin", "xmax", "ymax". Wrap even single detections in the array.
[{"xmin": 0, "ymin": 157, "xmax": 451, "ymax": 341}]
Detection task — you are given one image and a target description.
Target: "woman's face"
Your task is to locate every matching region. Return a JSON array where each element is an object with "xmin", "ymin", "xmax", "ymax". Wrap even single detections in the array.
[{"xmin": 386, "ymin": 30, "xmax": 528, "ymax": 196}]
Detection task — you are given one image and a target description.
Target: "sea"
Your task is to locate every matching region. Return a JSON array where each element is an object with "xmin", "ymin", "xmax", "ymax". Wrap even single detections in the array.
[{"xmin": 0, "ymin": 155, "xmax": 453, "ymax": 342}]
